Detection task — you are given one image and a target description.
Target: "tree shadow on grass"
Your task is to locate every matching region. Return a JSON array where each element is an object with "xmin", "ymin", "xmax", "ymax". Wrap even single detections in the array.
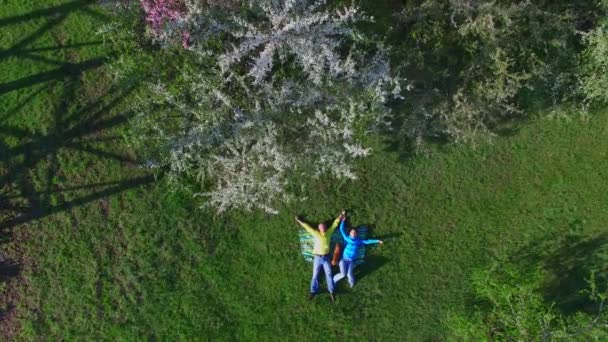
[
  {"xmin": 0, "ymin": 259, "xmax": 20, "ymax": 325},
  {"xmin": 512, "ymin": 230, "xmax": 608, "ymax": 315},
  {"xmin": 0, "ymin": 260, "xmax": 20, "ymax": 283},
  {"xmin": 0, "ymin": 79, "xmax": 153, "ymax": 231},
  {"xmin": 0, "ymin": 57, "xmax": 107, "ymax": 95},
  {"xmin": 0, "ymin": 0, "xmax": 109, "ymax": 28},
  {"xmin": 0, "ymin": 0, "xmax": 108, "ymax": 95},
  {"xmin": 0, "ymin": 1, "xmax": 159, "ymax": 296},
  {"xmin": 0, "ymin": 2, "xmax": 160, "ymax": 339},
  {"xmin": 0, "ymin": 67, "xmax": 156, "ymax": 341}
]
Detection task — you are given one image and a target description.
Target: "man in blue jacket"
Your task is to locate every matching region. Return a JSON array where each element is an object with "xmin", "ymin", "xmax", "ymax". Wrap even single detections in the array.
[{"xmin": 333, "ymin": 214, "xmax": 383, "ymax": 288}]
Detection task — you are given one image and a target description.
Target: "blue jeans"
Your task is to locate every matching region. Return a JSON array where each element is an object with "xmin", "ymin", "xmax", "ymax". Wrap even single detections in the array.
[
  {"xmin": 333, "ymin": 258, "xmax": 355, "ymax": 287},
  {"xmin": 311, "ymin": 255, "xmax": 334, "ymax": 294}
]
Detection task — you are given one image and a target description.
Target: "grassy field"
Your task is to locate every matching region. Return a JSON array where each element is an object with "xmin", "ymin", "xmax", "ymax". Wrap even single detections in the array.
[{"xmin": 2, "ymin": 0, "xmax": 608, "ymax": 340}]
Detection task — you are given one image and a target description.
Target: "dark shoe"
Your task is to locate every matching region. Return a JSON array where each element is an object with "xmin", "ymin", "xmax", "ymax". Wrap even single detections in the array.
[
  {"xmin": 308, "ymin": 293, "xmax": 315, "ymax": 301},
  {"xmin": 330, "ymin": 293, "xmax": 336, "ymax": 303}
]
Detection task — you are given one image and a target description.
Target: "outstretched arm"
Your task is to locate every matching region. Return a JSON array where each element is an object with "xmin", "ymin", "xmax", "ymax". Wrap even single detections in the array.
[
  {"xmin": 295, "ymin": 216, "xmax": 316, "ymax": 235},
  {"xmin": 363, "ymin": 239, "xmax": 383, "ymax": 245}
]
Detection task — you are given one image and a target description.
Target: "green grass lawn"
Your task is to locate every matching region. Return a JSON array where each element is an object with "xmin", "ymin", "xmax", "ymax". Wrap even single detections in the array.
[{"xmin": 2, "ymin": 0, "xmax": 608, "ymax": 340}]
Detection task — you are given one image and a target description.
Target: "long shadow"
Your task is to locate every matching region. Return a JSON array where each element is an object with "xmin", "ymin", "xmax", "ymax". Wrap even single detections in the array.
[
  {"xmin": 1, "ymin": 179, "xmax": 148, "ymax": 200},
  {"xmin": 0, "ymin": 258, "xmax": 20, "ymax": 322},
  {"xmin": 0, "ymin": 260, "xmax": 20, "ymax": 283},
  {"xmin": 0, "ymin": 257, "xmax": 20, "ymax": 323},
  {"xmin": 1, "ymin": 45, "xmax": 147, "ymax": 281},
  {"xmin": 0, "ymin": 77, "xmax": 155, "ymax": 305},
  {"xmin": 0, "ymin": 57, "xmax": 107, "ymax": 95},
  {"xmin": 0, "ymin": 79, "xmax": 137, "ymax": 159},
  {"xmin": 512, "ymin": 231, "xmax": 608, "ymax": 315},
  {"xmin": 0, "ymin": 2, "xmax": 155, "ymax": 337},
  {"xmin": 0, "ymin": 84, "xmax": 50, "ymax": 122},
  {"xmin": 0, "ymin": 78, "xmax": 146, "ymax": 228},
  {"xmin": 0, "ymin": 11, "xmax": 70, "ymax": 59},
  {"xmin": 0, "ymin": 0, "xmax": 103, "ymax": 27},
  {"xmin": 1, "ymin": 174, "xmax": 156, "ymax": 231},
  {"xmin": 0, "ymin": 41, "xmax": 103, "ymax": 58},
  {"xmin": 0, "ymin": 0, "xmax": 112, "ymax": 95}
]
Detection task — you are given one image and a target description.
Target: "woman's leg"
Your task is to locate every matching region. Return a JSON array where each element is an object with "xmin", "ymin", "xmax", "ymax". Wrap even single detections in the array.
[
  {"xmin": 333, "ymin": 259, "xmax": 346, "ymax": 283},
  {"xmin": 346, "ymin": 259, "xmax": 355, "ymax": 287}
]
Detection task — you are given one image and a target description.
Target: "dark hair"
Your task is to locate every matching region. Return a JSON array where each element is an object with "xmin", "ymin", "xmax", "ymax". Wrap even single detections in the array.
[{"xmin": 349, "ymin": 228, "xmax": 357, "ymax": 234}]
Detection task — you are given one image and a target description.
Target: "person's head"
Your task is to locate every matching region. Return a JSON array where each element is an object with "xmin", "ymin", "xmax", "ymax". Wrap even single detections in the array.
[
  {"xmin": 349, "ymin": 228, "xmax": 358, "ymax": 238},
  {"xmin": 318, "ymin": 223, "xmax": 327, "ymax": 234}
]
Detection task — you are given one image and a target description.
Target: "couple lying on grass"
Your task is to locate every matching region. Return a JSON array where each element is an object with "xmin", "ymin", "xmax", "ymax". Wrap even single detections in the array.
[{"xmin": 295, "ymin": 210, "xmax": 383, "ymax": 303}]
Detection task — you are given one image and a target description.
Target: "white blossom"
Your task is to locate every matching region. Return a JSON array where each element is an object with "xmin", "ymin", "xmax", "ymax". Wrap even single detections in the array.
[
  {"xmin": 116, "ymin": 0, "xmax": 404, "ymax": 214},
  {"xmin": 195, "ymin": 122, "xmax": 293, "ymax": 214},
  {"xmin": 219, "ymin": 0, "xmax": 363, "ymax": 85}
]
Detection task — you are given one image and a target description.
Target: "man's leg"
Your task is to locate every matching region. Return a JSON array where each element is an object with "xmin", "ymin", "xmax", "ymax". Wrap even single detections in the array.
[
  {"xmin": 310, "ymin": 256, "xmax": 322, "ymax": 294},
  {"xmin": 346, "ymin": 259, "xmax": 355, "ymax": 288},
  {"xmin": 333, "ymin": 259, "xmax": 346, "ymax": 284},
  {"xmin": 322, "ymin": 256, "xmax": 335, "ymax": 294}
]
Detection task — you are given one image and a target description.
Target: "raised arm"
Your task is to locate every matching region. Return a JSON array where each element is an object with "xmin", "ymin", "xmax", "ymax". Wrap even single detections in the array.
[
  {"xmin": 327, "ymin": 211, "xmax": 345, "ymax": 236},
  {"xmin": 339, "ymin": 219, "xmax": 351, "ymax": 242},
  {"xmin": 295, "ymin": 216, "xmax": 316, "ymax": 235}
]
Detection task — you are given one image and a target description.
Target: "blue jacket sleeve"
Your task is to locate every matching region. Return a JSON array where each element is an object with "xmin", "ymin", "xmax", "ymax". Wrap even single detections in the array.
[
  {"xmin": 339, "ymin": 220, "xmax": 353, "ymax": 243},
  {"xmin": 363, "ymin": 239, "xmax": 381, "ymax": 245}
]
